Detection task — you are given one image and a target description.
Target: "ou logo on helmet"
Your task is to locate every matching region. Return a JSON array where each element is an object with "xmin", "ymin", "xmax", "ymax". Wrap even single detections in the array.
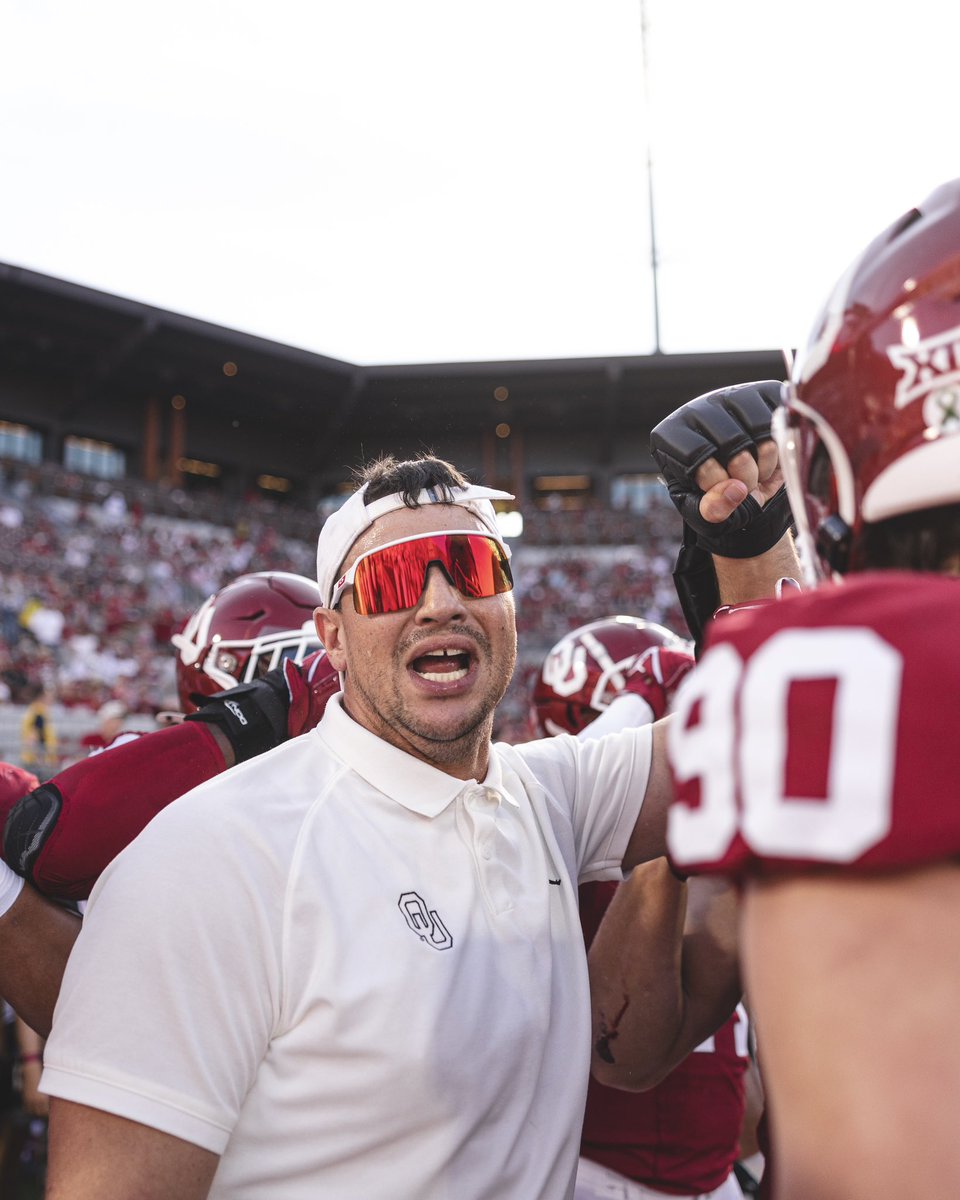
[
  {"xmin": 541, "ymin": 630, "xmax": 632, "ymax": 707},
  {"xmin": 540, "ymin": 636, "xmax": 590, "ymax": 699}
]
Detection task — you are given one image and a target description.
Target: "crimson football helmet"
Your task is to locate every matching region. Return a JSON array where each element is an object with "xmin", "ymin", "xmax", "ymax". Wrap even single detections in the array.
[
  {"xmin": 776, "ymin": 178, "xmax": 960, "ymax": 584},
  {"xmin": 531, "ymin": 616, "xmax": 692, "ymax": 737},
  {"xmin": 172, "ymin": 572, "xmax": 324, "ymax": 713}
]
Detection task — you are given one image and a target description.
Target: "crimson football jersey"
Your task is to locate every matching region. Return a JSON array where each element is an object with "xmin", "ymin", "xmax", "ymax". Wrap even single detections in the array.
[
  {"xmin": 667, "ymin": 572, "xmax": 960, "ymax": 877},
  {"xmin": 579, "ymin": 881, "xmax": 749, "ymax": 1194}
]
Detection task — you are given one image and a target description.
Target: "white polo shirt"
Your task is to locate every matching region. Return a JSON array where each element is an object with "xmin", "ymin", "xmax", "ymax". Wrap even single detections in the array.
[{"xmin": 42, "ymin": 697, "xmax": 652, "ymax": 1200}]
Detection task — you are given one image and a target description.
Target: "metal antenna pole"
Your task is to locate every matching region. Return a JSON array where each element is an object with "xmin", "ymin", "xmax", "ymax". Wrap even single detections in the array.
[{"xmin": 639, "ymin": 0, "xmax": 662, "ymax": 353}]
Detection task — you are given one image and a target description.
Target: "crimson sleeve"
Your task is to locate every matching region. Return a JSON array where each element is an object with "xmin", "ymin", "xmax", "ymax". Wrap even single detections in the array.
[{"xmin": 3, "ymin": 722, "xmax": 228, "ymax": 901}]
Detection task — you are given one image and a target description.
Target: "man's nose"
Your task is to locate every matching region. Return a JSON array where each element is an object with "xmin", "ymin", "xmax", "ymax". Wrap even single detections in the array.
[{"xmin": 415, "ymin": 563, "xmax": 467, "ymax": 620}]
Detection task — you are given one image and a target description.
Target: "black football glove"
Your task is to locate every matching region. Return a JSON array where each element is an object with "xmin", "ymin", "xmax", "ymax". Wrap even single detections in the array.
[
  {"xmin": 185, "ymin": 650, "xmax": 337, "ymax": 764},
  {"xmin": 185, "ymin": 677, "xmax": 290, "ymax": 763},
  {"xmin": 650, "ymin": 380, "xmax": 794, "ymax": 559}
]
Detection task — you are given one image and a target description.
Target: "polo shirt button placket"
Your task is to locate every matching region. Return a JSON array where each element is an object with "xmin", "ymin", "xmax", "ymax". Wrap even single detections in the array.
[{"xmin": 459, "ymin": 784, "xmax": 513, "ymax": 916}]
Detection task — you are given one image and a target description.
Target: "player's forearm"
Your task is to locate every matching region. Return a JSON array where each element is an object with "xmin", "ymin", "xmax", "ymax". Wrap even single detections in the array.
[
  {"xmin": 588, "ymin": 857, "xmax": 687, "ymax": 1089},
  {"xmin": 589, "ymin": 864, "xmax": 742, "ymax": 1090},
  {"xmin": 712, "ymin": 529, "xmax": 801, "ymax": 606},
  {"xmin": 0, "ymin": 882, "xmax": 81, "ymax": 1035}
]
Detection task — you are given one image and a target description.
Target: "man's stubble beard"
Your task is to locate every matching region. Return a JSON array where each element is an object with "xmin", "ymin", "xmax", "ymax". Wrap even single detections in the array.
[{"xmin": 353, "ymin": 624, "xmax": 516, "ymax": 766}]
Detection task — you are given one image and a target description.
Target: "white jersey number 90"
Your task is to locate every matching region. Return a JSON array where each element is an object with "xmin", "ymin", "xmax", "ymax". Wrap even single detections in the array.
[{"xmin": 667, "ymin": 628, "xmax": 902, "ymax": 865}]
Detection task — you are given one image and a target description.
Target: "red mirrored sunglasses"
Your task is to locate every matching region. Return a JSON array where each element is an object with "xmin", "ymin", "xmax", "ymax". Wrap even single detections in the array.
[{"xmin": 331, "ymin": 530, "xmax": 514, "ymax": 616}]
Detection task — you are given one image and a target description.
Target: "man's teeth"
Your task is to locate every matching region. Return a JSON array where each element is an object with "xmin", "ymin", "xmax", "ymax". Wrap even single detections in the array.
[{"xmin": 414, "ymin": 649, "xmax": 469, "ymax": 681}]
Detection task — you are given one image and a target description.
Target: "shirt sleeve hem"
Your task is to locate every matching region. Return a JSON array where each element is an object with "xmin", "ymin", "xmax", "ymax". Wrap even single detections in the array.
[
  {"xmin": 578, "ymin": 859, "xmax": 630, "ymax": 884},
  {"xmin": 40, "ymin": 1065, "xmax": 232, "ymax": 1154}
]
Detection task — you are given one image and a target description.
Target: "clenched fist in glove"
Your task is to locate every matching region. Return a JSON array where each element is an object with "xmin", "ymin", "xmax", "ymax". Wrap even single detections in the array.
[
  {"xmin": 650, "ymin": 380, "xmax": 793, "ymax": 559},
  {"xmin": 650, "ymin": 380, "xmax": 797, "ymax": 653}
]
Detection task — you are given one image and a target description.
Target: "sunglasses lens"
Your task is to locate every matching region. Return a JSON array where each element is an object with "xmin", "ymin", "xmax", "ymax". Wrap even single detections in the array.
[
  {"xmin": 447, "ymin": 537, "xmax": 512, "ymax": 598},
  {"xmin": 351, "ymin": 534, "xmax": 512, "ymax": 615},
  {"xmin": 351, "ymin": 545, "xmax": 423, "ymax": 615}
]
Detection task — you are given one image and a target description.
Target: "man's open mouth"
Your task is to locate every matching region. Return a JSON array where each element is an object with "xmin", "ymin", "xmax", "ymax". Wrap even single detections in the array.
[{"xmin": 410, "ymin": 647, "xmax": 473, "ymax": 683}]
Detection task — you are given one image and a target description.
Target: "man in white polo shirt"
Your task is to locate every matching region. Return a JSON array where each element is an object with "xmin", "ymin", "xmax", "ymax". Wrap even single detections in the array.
[{"xmin": 41, "ymin": 454, "xmax": 684, "ymax": 1200}]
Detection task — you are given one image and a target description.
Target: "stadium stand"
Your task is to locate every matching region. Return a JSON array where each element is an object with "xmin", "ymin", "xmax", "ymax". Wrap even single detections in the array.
[
  {"xmin": 0, "ymin": 458, "xmax": 687, "ymax": 764},
  {"xmin": 0, "ymin": 270, "xmax": 784, "ymax": 764}
]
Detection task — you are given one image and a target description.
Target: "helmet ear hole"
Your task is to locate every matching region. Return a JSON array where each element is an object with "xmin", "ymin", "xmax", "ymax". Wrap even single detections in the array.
[{"xmin": 816, "ymin": 514, "xmax": 852, "ymax": 574}]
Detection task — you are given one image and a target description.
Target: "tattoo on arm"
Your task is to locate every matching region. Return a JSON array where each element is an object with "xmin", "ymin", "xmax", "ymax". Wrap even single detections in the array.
[{"xmin": 594, "ymin": 992, "xmax": 630, "ymax": 1064}]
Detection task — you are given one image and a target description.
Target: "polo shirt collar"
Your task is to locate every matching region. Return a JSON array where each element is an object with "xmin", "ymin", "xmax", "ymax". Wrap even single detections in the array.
[{"xmin": 316, "ymin": 695, "xmax": 502, "ymax": 818}]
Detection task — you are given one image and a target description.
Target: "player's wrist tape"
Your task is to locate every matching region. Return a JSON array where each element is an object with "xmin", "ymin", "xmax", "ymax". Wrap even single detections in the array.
[
  {"xmin": 0, "ymin": 858, "xmax": 25, "ymax": 919},
  {"xmin": 185, "ymin": 677, "xmax": 289, "ymax": 763}
]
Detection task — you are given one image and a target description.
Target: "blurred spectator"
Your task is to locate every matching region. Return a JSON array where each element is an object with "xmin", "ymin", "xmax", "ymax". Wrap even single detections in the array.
[
  {"xmin": 19, "ymin": 599, "xmax": 64, "ymax": 649},
  {"xmin": 20, "ymin": 690, "xmax": 58, "ymax": 778},
  {"xmin": 79, "ymin": 701, "xmax": 127, "ymax": 753}
]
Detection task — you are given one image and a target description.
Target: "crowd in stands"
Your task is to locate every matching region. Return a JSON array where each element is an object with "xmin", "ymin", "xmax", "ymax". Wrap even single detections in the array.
[{"xmin": 0, "ymin": 459, "xmax": 688, "ymax": 762}]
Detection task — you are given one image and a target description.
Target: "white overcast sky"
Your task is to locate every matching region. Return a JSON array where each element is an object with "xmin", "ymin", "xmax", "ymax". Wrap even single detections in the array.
[{"xmin": 1, "ymin": 0, "xmax": 957, "ymax": 366}]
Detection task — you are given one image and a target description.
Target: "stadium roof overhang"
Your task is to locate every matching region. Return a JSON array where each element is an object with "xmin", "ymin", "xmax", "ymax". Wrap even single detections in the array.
[{"xmin": 0, "ymin": 261, "xmax": 785, "ymax": 474}]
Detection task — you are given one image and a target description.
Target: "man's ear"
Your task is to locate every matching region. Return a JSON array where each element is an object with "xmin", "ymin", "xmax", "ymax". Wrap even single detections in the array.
[{"xmin": 314, "ymin": 608, "xmax": 346, "ymax": 672}]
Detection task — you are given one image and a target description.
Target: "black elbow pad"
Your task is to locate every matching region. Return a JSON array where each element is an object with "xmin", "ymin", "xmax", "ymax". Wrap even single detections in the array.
[{"xmin": 3, "ymin": 784, "xmax": 63, "ymax": 882}]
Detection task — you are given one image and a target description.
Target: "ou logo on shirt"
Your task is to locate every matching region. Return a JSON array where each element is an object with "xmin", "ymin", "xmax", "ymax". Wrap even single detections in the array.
[{"xmin": 399, "ymin": 892, "xmax": 453, "ymax": 950}]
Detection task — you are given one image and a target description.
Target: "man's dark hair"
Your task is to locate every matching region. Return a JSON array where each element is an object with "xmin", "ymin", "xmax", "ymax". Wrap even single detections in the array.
[
  {"xmin": 859, "ymin": 503, "xmax": 960, "ymax": 573},
  {"xmin": 357, "ymin": 454, "xmax": 472, "ymax": 507}
]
